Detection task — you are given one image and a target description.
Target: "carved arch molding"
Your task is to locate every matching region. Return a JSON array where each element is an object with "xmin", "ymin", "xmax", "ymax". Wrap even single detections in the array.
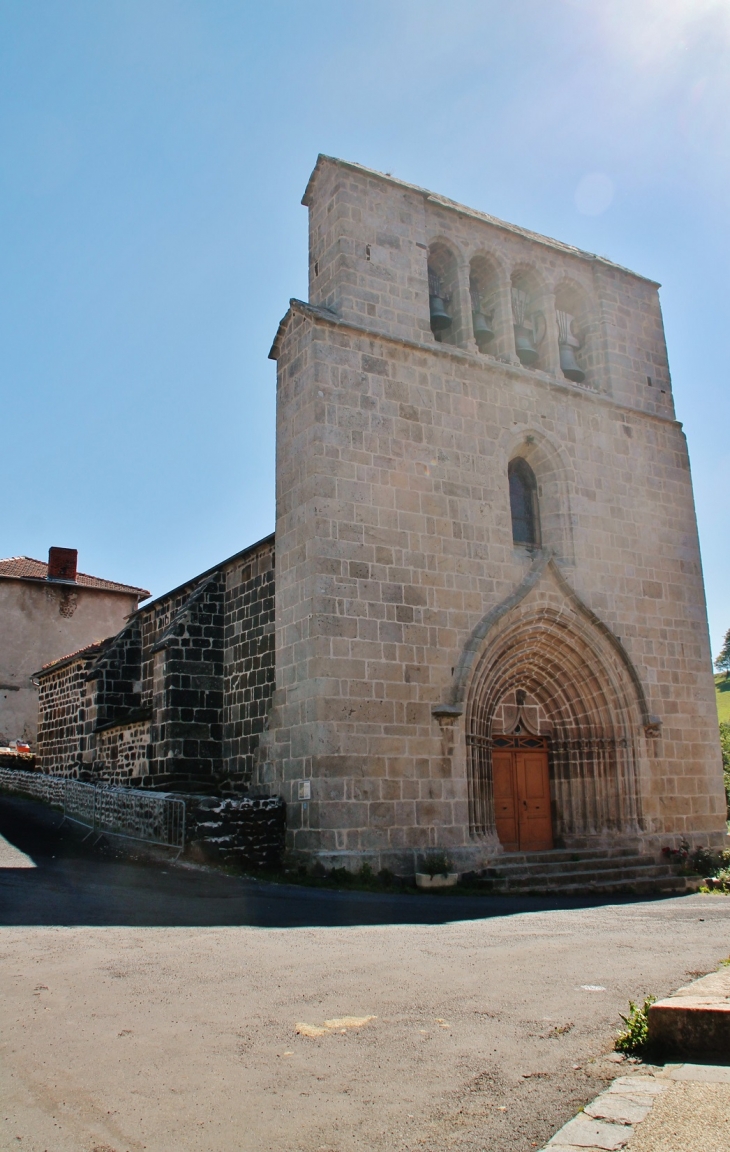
[{"xmin": 437, "ymin": 554, "xmax": 658, "ymax": 842}]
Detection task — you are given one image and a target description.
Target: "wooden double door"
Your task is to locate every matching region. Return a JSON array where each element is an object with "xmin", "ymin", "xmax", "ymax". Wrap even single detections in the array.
[{"xmin": 492, "ymin": 736, "xmax": 553, "ymax": 852}]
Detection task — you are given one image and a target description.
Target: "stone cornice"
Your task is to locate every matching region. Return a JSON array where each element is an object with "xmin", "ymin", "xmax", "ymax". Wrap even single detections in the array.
[{"xmin": 270, "ymin": 298, "xmax": 683, "ymax": 433}]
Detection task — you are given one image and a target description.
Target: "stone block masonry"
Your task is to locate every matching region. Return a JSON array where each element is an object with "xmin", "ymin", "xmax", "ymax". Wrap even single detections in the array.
[
  {"xmin": 648, "ymin": 967, "xmax": 730, "ymax": 1060},
  {"xmin": 148, "ymin": 572, "xmax": 226, "ymax": 790},
  {"xmin": 262, "ymin": 155, "xmax": 726, "ymax": 873},
  {"xmin": 36, "ymin": 536, "xmax": 275, "ymax": 795},
  {"xmin": 36, "ymin": 640, "xmax": 113, "ymax": 778},
  {"xmin": 95, "ymin": 719, "xmax": 151, "ymax": 786},
  {"xmin": 33, "ymin": 155, "xmax": 726, "ymax": 878},
  {"xmin": 223, "ymin": 545, "xmax": 276, "ymax": 792},
  {"xmin": 186, "ymin": 794, "xmax": 286, "ymax": 868},
  {"xmin": 0, "ymin": 768, "xmax": 286, "ymax": 869}
]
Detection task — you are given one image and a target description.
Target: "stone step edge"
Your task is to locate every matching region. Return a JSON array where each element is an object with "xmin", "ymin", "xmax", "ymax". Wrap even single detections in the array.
[
  {"xmin": 478, "ymin": 876, "xmax": 693, "ymax": 896},
  {"xmin": 483, "ymin": 853, "xmax": 663, "ymax": 867},
  {"xmin": 648, "ymin": 967, "xmax": 730, "ymax": 1058},
  {"xmin": 481, "ymin": 876, "xmax": 692, "ymax": 892},
  {"xmin": 480, "ymin": 858, "xmax": 674, "ymax": 878},
  {"xmin": 488, "ymin": 847, "xmax": 644, "ymax": 864},
  {"xmin": 477, "ymin": 866, "xmax": 683, "ymax": 886}
]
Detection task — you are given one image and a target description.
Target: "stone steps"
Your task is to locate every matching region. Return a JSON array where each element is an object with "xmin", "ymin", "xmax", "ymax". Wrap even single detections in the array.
[
  {"xmin": 481, "ymin": 852, "xmax": 666, "ymax": 880},
  {"xmin": 477, "ymin": 871, "xmax": 692, "ymax": 896},
  {"xmin": 473, "ymin": 848, "xmax": 694, "ymax": 895},
  {"xmin": 483, "ymin": 845, "xmax": 641, "ymax": 867}
]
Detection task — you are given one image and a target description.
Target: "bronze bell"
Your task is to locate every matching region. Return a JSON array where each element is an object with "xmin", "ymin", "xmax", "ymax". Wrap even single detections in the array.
[
  {"xmin": 514, "ymin": 324, "xmax": 538, "ymax": 366},
  {"xmin": 430, "ymin": 295, "xmax": 452, "ymax": 332},
  {"xmin": 559, "ymin": 343, "xmax": 585, "ymax": 383},
  {"xmin": 472, "ymin": 310, "xmax": 494, "ymax": 351}
]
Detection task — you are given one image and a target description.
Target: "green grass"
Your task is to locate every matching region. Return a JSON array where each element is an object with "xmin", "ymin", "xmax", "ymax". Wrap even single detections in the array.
[{"xmin": 715, "ymin": 674, "xmax": 730, "ymax": 722}]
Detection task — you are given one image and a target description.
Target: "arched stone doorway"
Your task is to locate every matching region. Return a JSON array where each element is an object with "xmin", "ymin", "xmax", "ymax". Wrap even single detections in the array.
[{"xmin": 465, "ymin": 604, "xmax": 645, "ymax": 850}]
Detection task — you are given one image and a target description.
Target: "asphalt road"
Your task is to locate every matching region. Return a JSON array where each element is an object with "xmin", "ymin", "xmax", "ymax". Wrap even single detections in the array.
[
  {"xmin": 0, "ymin": 795, "xmax": 659, "ymax": 928},
  {"xmin": 1, "ymin": 794, "xmax": 729, "ymax": 1152}
]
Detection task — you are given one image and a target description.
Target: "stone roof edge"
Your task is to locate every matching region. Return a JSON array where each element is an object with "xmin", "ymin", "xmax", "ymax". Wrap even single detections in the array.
[
  {"xmin": 270, "ymin": 298, "xmax": 682, "ymax": 433},
  {"xmin": 137, "ymin": 532, "xmax": 275, "ymax": 616},
  {"xmin": 35, "ymin": 535, "xmax": 275, "ymax": 681},
  {"xmin": 269, "ymin": 299, "xmax": 340, "ymax": 360},
  {"xmin": 150, "ymin": 573, "xmax": 221, "ymax": 654},
  {"xmin": 34, "ymin": 637, "xmax": 115, "ymax": 680},
  {"xmin": 268, "ymin": 306, "xmax": 293, "ymax": 360},
  {"xmin": 301, "ymin": 154, "xmax": 660, "ymax": 288}
]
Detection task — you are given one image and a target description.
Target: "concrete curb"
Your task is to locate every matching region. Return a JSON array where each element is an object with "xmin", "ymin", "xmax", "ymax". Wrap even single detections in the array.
[{"xmin": 648, "ymin": 966, "xmax": 730, "ymax": 1059}]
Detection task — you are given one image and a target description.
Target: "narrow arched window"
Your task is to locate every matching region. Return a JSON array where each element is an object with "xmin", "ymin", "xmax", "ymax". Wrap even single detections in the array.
[{"xmin": 508, "ymin": 458, "xmax": 540, "ymax": 546}]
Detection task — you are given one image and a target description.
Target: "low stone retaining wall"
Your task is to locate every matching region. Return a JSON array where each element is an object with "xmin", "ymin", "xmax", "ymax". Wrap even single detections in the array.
[
  {"xmin": 0, "ymin": 766, "xmax": 66, "ymax": 806},
  {"xmin": 0, "ymin": 751, "xmax": 37, "ymax": 771},
  {"xmin": 0, "ymin": 768, "xmax": 286, "ymax": 869},
  {"xmin": 185, "ymin": 795, "xmax": 286, "ymax": 869}
]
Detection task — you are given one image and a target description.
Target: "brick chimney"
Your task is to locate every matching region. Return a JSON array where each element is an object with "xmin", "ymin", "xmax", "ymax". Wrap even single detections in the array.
[{"xmin": 47, "ymin": 547, "xmax": 78, "ymax": 582}]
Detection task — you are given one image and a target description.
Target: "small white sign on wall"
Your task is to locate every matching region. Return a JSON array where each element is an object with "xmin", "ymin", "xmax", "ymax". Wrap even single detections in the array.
[{"xmin": 298, "ymin": 780, "xmax": 311, "ymax": 801}]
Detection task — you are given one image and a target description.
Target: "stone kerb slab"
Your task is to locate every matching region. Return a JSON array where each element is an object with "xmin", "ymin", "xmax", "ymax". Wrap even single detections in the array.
[
  {"xmin": 543, "ymin": 1066, "xmax": 730, "ymax": 1151},
  {"xmin": 545, "ymin": 1075, "xmax": 666, "ymax": 1151},
  {"xmin": 648, "ymin": 966, "xmax": 730, "ymax": 1059}
]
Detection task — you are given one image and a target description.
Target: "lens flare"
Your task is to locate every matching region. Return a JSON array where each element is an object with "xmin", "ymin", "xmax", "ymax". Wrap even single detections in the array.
[{"xmin": 574, "ymin": 173, "xmax": 614, "ymax": 216}]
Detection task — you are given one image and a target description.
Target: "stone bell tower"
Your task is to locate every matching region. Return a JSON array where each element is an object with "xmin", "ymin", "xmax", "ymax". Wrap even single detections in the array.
[{"xmin": 262, "ymin": 154, "xmax": 726, "ymax": 873}]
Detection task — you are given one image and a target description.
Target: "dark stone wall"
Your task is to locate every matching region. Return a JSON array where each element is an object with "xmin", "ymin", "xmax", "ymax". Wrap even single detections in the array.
[
  {"xmin": 95, "ymin": 718, "xmax": 152, "ymax": 786},
  {"xmin": 223, "ymin": 542, "xmax": 276, "ymax": 791},
  {"xmin": 148, "ymin": 574, "xmax": 226, "ymax": 791},
  {"xmin": 185, "ymin": 793, "xmax": 285, "ymax": 867},
  {"xmin": 87, "ymin": 618, "xmax": 144, "ymax": 729},
  {"xmin": 37, "ymin": 536, "xmax": 276, "ymax": 795},
  {"xmin": 0, "ymin": 751, "xmax": 37, "ymax": 770},
  {"xmin": 36, "ymin": 647, "xmax": 108, "ymax": 776}
]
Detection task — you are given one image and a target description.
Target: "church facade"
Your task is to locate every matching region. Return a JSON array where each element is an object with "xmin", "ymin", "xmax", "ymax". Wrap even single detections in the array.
[
  {"xmin": 36, "ymin": 156, "xmax": 727, "ymax": 873},
  {"xmin": 261, "ymin": 156, "xmax": 725, "ymax": 870}
]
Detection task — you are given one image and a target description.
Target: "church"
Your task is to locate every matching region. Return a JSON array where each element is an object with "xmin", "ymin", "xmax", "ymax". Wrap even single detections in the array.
[{"xmin": 36, "ymin": 156, "xmax": 727, "ymax": 875}]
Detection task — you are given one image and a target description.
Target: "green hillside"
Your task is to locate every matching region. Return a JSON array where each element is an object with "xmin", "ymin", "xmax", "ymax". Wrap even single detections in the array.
[{"xmin": 716, "ymin": 674, "xmax": 730, "ymax": 723}]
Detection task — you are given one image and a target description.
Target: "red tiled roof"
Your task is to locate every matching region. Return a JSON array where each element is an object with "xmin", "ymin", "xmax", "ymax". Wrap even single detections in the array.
[
  {"xmin": 35, "ymin": 638, "xmax": 114, "ymax": 677},
  {"xmin": 0, "ymin": 556, "xmax": 149, "ymax": 599}
]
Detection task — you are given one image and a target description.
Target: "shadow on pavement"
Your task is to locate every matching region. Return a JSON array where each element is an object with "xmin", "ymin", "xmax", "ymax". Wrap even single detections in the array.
[{"xmin": 0, "ymin": 794, "xmax": 673, "ymax": 929}]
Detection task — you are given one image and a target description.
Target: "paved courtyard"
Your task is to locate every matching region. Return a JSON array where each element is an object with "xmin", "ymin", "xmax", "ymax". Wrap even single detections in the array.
[{"xmin": 1, "ymin": 798, "xmax": 729, "ymax": 1152}]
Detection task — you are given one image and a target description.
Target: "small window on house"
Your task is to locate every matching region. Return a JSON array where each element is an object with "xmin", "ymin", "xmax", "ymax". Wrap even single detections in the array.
[{"xmin": 508, "ymin": 458, "xmax": 540, "ymax": 547}]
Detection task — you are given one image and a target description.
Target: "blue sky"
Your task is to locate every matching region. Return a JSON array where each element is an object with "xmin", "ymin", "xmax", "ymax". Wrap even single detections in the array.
[{"xmin": 1, "ymin": 0, "xmax": 728, "ymax": 657}]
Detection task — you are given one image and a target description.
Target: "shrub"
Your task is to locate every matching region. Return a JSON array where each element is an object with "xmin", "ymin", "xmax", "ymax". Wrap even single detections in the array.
[
  {"xmin": 701, "ymin": 868, "xmax": 730, "ymax": 894},
  {"xmin": 662, "ymin": 841, "xmax": 730, "ymax": 878},
  {"xmin": 615, "ymin": 995, "xmax": 656, "ymax": 1055},
  {"xmin": 720, "ymin": 722, "xmax": 730, "ymax": 814},
  {"xmin": 420, "ymin": 852, "xmax": 453, "ymax": 878}
]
